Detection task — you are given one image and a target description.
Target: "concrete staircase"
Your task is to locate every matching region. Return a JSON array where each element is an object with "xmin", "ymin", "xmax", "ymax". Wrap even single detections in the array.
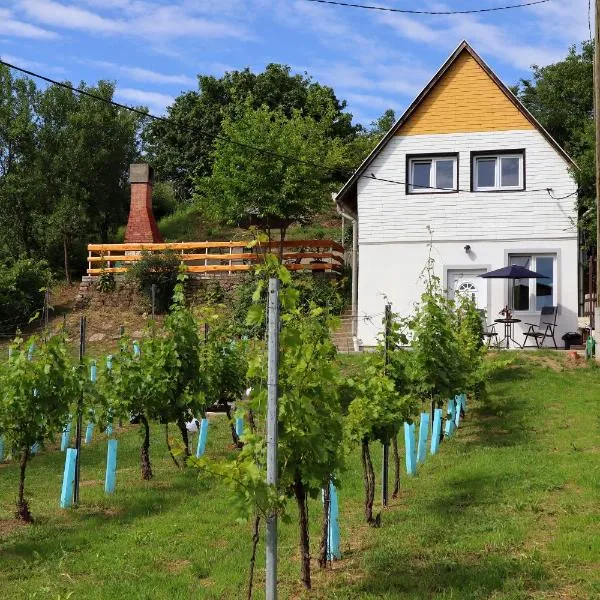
[{"xmin": 332, "ymin": 308, "xmax": 357, "ymax": 353}]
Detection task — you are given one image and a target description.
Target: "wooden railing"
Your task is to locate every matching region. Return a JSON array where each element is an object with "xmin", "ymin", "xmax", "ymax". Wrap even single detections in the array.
[{"xmin": 87, "ymin": 240, "xmax": 345, "ymax": 276}]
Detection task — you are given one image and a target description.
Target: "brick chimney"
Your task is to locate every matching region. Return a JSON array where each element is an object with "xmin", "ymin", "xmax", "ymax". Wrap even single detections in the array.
[{"xmin": 124, "ymin": 164, "xmax": 163, "ymax": 243}]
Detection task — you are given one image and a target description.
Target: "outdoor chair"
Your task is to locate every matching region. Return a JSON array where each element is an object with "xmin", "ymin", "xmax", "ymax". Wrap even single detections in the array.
[
  {"xmin": 478, "ymin": 310, "xmax": 499, "ymax": 348},
  {"xmin": 522, "ymin": 305, "xmax": 558, "ymax": 349}
]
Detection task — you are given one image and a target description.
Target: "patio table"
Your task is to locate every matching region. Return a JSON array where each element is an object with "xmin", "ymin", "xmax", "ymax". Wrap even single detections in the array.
[{"xmin": 494, "ymin": 318, "xmax": 522, "ymax": 349}]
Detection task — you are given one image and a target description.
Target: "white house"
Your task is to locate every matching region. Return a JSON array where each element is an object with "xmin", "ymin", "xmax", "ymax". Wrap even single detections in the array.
[{"xmin": 335, "ymin": 41, "xmax": 579, "ymax": 349}]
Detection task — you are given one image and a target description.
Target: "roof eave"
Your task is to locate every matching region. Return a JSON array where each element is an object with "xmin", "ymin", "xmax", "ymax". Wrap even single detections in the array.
[{"xmin": 335, "ymin": 40, "xmax": 577, "ymax": 205}]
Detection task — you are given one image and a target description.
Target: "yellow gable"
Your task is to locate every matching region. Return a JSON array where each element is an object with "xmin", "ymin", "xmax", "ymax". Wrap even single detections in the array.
[{"xmin": 397, "ymin": 50, "xmax": 534, "ymax": 136}]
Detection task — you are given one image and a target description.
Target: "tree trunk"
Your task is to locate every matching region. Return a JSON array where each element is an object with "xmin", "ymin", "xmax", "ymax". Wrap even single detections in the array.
[
  {"xmin": 225, "ymin": 404, "xmax": 243, "ymax": 449},
  {"xmin": 176, "ymin": 415, "xmax": 190, "ymax": 461},
  {"xmin": 278, "ymin": 226, "xmax": 288, "ymax": 262},
  {"xmin": 139, "ymin": 415, "xmax": 153, "ymax": 480},
  {"xmin": 16, "ymin": 447, "xmax": 32, "ymax": 522},
  {"xmin": 318, "ymin": 480, "xmax": 330, "ymax": 568},
  {"xmin": 361, "ymin": 438, "xmax": 379, "ymax": 527},
  {"xmin": 165, "ymin": 424, "xmax": 180, "ymax": 469},
  {"xmin": 63, "ymin": 237, "xmax": 71, "ymax": 286},
  {"xmin": 391, "ymin": 434, "xmax": 400, "ymax": 499},
  {"xmin": 247, "ymin": 514, "xmax": 261, "ymax": 600},
  {"xmin": 293, "ymin": 476, "xmax": 311, "ymax": 589},
  {"xmin": 248, "ymin": 409, "xmax": 257, "ymax": 434}
]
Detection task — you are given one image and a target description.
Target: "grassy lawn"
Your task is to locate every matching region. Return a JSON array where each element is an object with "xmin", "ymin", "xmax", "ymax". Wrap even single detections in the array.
[{"xmin": 0, "ymin": 352, "xmax": 599, "ymax": 599}]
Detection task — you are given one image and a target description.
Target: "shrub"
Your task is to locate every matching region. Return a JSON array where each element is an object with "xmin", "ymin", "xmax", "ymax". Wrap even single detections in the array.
[
  {"xmin": 97, "ymin": 269, "xmax": 116, "ymax": 293},
  {"xmin": 231, "ymin": 269, "xmax": 349, "ymax": 337},
  {"xmin": 128, "ymin": 251, "xmax": 181, "ymax": 313},
  {"xmin": 0, "ymin": 258, "xmax": 52, "ymax": 334}
]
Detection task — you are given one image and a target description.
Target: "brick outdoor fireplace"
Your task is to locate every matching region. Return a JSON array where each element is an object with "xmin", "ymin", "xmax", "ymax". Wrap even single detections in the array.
[{"xmin": 124, "ymin": 163, "xmax": 163, "ymax": 243}]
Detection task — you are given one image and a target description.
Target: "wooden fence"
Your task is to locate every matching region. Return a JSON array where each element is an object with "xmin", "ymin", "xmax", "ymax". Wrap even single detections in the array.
[{"xmin": 87, "ymin": 239, "xmax": 345, "ymax": 276}]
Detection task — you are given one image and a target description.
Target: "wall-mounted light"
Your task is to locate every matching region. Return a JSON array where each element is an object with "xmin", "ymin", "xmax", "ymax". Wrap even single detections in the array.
[{"xmin": 464, "ymin": 244, "xmax": 471, "ymax": 253}]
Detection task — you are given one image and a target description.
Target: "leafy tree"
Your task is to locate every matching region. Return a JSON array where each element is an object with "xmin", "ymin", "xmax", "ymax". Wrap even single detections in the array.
[
  {"xmin": 455, "ymin": 293, "xmax": 486, "ymax": 401},
  {"xmin": 0, "ymin": 65, "xmax": 39, "ymax": 257},
  {"xmin": 246, "ymin": 264, "xmax": 344, "ymax": 589},
  {"xmin": 0, "ymin": 68, "xmax": 143, "ymax": 277},
  {"xmin": 0, "ymin": 257, "xmax": 51, "ymax": 334},
  {"xmin": 196, "ymin": 102, "xmax": 344, "ymax": 251},
  {"xmin": 0, "ymin": 335, "xmax": 79, "ymax": 521},
  {"xmin": 406, "ymin": 258, "xmax": 465, "ymax": 421},
  {"xmin": 109, "ymin": 332, "xmax": 179, "ymax": 479},
  {"xmin": 199, "ymin": 310, "xmax": 249, "ymax": 448},
  {"xmin": 161, "ymin": 271, "xmax": 205, "ymax": 459},
  {"xmin": 515, "ymin": 42, "xmax": 593, "ymax": 244},
  {"xmin": 345, "ymin": 350, "xmax": 415, "ymax": 527},
  {"xmin": 144, "ymin": 64, "xmax": 357, "ymax": 200},
  {"xmin": 192, "ymin": 256, "xmax": 345, "ymax": 591}
]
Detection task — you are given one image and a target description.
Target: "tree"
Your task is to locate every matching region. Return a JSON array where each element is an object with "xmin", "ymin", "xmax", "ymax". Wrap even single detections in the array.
[
  {"xmin": 345, "ymin": 353, "xmax": 415, "ymax": 527},
  {"xmin": 161, "ymin": 271, "xmax": 205, "ymax": 459},
  {"xmin": 196, "ymin": 102, "xmax": 344, "ymax": 250},
  {"xmin": 0, "ymin": 67, "xmax": 144, "ymax": 277},
  {"xmin": 191, "ymin": 256, "xmax": 345, "ymax": 592},
  {"xmin": 0, "ymin": 65, "xmax": 39, "ymax": 257},
  {"xmin": 144, "ymin": 64, "xmax": 357, "ymax": 200},
  {"xmin": 0, "ymin": 335, "xmax": 79, "ymax": 521},
  {"xmin": 406, "ymin": 258, "xmax": 465, "ymax": 425},
  {"xmin": 515, "ymin": 42, "xmax": 593, "ymax": 244},
  {"xmin": 109, "ymin": 332, "xmax": 179, "ymax": 479},
  {"xmin": 245, "ymin": 259, "xmax": 345, "ymax": 589}
]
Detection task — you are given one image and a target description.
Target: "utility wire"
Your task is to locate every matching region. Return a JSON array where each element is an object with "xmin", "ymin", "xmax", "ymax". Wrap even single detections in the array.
[
  {"xmin": 0, "ymin": 59, "xmax": 351, "ymax": 176},
  {"xmin": 0, "ymin": 57, "xmax": 571, "ymax": 197},
  {"xmin": 301, "ymin": 0, "xmax": 552, "ymax": 15}
]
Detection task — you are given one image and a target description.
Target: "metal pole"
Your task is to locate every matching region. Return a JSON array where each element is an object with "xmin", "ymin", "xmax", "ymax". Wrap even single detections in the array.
[
  {"xmin": 266, "ymin": 278, "xmax": 280, "ymax": 600},
  {"xmin": 382, "ymin": 303, "xmax": 391, "ymax": 508},
  {"xmin": 351, "ymin": 220, "xmax": 359, "ymax": 339},
  {"xmin": 595, "ymin": 0, "xmax": 600, "ymax": 315},
  {"xmin": 74, "ymin": 315, "xmax": 86, "ymax": 505},
  {"xmin": 151, "ymin": 283, "xmax": 156, "ymax": 319},
  {"xmin": 43, "ymin": 289, "xmax": 49, "ymax": 341}
]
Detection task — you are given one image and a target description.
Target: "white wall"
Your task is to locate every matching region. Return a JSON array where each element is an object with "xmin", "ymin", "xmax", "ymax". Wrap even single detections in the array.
[
  {"xmin": 357, "ymin": 130, "xmax": 578, "ymax": 243},
  {"xmin": 357, "ymin": 238, "xmax": 578, "ymax": 348},
  {"xmin": 355, "ymin": 128, "xmax": 578, "ymax": 348}
]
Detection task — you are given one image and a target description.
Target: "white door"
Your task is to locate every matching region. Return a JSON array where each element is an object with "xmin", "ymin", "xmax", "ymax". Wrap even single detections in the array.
[{"xmin": 447, "ymin": 269, "xmax": 488, "ymax": 311}]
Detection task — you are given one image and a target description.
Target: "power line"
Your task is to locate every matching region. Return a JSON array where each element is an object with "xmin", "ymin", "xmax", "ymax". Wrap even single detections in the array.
[
  {"xmin": 301, "ymin": 0, "xmax": 552, "ymax": 15},
  {"xmin": 0, "ymin": 58, "xmax": 353, "ymax": 177},
  {"xmin": 0, "ymin": 57, "xmax": 573, "ymax": 196}
]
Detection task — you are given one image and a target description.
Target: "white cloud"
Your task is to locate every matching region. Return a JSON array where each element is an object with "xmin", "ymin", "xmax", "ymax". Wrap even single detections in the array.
[
  {"xmin": 18, "ymin": 0, "xmax": 253, "ymax": 40},
  {"xmin": 115, "ymin": 87, "xmax": 174, "ymax": 114},
  {"xmin": 86, "ymin": 60, "xmax": 195, "ymax": 86},
  {"xmin": 20, "ymin": 0, "xmax": 124, "ymax": 34},
  {"xmin": 0, "ymin": 7, "xmax": 59, "ymax": 39}
]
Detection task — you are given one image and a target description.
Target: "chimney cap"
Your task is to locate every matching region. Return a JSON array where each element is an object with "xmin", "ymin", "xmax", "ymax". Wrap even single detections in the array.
[{"xmin": 130, "ymin": 163, "xmax": 154, "ymax": 184}]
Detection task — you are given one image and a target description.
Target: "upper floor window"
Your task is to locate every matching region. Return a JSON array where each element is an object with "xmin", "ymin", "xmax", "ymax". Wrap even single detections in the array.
[
  {"xmin": 407, "ymin": 154, "xmax": 458, "ymax": 194},
  {"xmin": 472, "ymin": 150, "xmax": 525, "ymax": 192}
]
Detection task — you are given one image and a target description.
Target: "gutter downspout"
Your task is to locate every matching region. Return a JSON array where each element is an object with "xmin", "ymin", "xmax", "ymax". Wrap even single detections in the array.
[{"xmin": 333, "ymin": 194, "xmax": 359, "ymax": 351}]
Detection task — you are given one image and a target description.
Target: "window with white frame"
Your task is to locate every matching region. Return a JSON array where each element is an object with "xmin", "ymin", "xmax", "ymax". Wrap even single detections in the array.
[
  {"xmin": 509, "ymin": 254, "xmax": 556, "ymax": 312},
  {"xmin": 408, "ymin": 155, "xmax": 458, "ymax": 193},
  {"xmin": 473, "ymin": 151, "xmax": 524, "ymax": 191}
]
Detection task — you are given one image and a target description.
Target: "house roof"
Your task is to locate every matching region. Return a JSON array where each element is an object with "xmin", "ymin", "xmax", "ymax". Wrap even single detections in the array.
[{"xmin": 335, "ymin": 40, "xmax": 577, "ymax": 217}]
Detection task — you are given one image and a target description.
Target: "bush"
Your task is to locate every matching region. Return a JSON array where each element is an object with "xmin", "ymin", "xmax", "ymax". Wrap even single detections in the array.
[
  {"xmin": 230, "ymin": 270, "xmax": 349, "ymax": 337},
  {"xmin": 128, "ymin": 251, "xmax": 181, "ymax": 313},
  {"xmin": 294, "ymin": 272, "xmax": 348, "ymax": 315},
  {"xmin": 0, "ymin": 258, "xmax": 52, "ymax": 334}
]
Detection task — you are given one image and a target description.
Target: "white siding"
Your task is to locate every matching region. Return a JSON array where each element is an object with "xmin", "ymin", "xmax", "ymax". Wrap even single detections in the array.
[
  {"xmin": 357, "ymin": 238, "xmax": 579, "ymax": 348},
  {"xmin": 357, "ymin": 130, "xmax": 577, "ymax": 244}
]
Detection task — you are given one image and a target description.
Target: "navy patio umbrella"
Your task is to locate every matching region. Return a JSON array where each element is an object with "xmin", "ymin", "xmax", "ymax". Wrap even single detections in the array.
[
  {"xmin": 479, "ymin": 265, "xmax": 548, "ymax": 279},
  {"xmin": 478, "ymin": 265, "xmax": 549, "ymax": 348}
]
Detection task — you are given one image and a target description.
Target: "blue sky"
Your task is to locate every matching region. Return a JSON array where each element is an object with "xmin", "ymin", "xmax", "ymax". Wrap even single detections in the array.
[{"xmin": 0, "ymin": 0, "xmax": 591, "ymax": 126}]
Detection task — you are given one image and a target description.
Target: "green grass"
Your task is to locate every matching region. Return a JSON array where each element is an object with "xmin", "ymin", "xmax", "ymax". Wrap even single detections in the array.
[{"xmin": 1, "ymin": 352, "xmax": 599, "ymax": 599}]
